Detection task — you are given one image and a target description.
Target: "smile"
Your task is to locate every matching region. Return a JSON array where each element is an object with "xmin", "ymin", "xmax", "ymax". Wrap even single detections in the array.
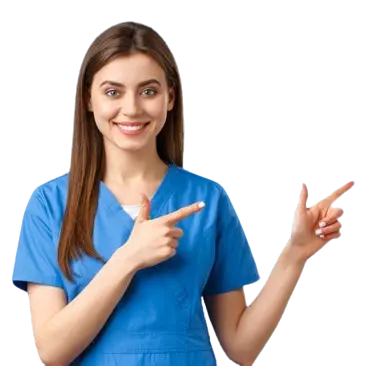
[
  {"xmin": 118, "ymin": 124, "xmax": 145, "ymax": 131},
  {"xmin": 113, "ymin": 122, "xmax": 150, "ymax": 135}
]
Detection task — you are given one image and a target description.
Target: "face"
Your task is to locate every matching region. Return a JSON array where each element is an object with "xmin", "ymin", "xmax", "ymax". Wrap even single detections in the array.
[{"xmin": 88, "ymin": 52, "xmax": 175, "ymax": 154}]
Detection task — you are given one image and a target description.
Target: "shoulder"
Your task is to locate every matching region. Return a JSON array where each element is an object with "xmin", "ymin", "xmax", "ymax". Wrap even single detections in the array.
[
  {"xmin": 25, "ymin": 173, "xmax": 69, "ymax": 215},
  {"xmin": 172, "ymin": 167, "xmax": 238, "ymax": 224},
  {"xmin": 176, "ymin": 167, "xmax": 233, "ymax": 209},
  {"xmin": 36, "ymin": 172, "xmax": 69, "ymax": 193},
  {"xmin": 173, "ymin": 165, "xmax": 225, "ymax": 198}
]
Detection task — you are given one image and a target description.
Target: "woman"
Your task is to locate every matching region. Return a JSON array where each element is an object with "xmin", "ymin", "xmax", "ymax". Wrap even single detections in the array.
[{"xmin": 12, "ymin": 21, "xmax": 354, "ymax": 365}]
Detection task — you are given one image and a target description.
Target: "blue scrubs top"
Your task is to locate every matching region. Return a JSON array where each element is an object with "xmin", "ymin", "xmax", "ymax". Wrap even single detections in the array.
[{"xmin": 12, "ymin": 163, "xmax": 260, "ymax": 365}]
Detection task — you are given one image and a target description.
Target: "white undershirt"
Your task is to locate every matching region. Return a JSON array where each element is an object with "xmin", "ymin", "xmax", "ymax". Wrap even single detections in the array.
[
  {"xmin": 121, "ymin": 203, "xmax": 141, "ymax": 220},
  {"xmin": 121, "ymin": 194, "xmax": 155, "ymax": 220}
]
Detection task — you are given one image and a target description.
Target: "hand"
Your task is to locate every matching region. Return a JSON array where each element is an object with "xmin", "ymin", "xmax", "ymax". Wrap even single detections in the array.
[
  {"xmin": 124, "ymin": 194, "xmax": 205, "ymax": 271},
  {"xmin": 288, "ymin": 181, "xmax": 354, "ymax": 264}
]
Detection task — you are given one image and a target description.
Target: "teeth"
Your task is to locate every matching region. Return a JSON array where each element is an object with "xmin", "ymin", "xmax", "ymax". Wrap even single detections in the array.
[{"xmin": 117, "ymin": 124, "xmax": 145, "ymax": 131}]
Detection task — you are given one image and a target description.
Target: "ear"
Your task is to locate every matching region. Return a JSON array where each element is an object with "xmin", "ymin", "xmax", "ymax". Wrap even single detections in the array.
[{"xmin": 167, "ymin": 87, "xmax": 175, "ymax": 111}]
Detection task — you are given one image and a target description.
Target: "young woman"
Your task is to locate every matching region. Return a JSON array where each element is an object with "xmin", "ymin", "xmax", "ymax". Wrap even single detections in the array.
[{"xmin": 12, "ymin": 21, "xmax": 354, "ymax": 366}]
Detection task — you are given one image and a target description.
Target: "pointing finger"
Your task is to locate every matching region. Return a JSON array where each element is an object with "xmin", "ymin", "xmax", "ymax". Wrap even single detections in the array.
[
  {"xmin": 162, "ymin": 201, "xmax": 205, "ymax": 225},
  {"xmin": 322, "ymin": 181, "xmax": 354, "ymax": 206}
]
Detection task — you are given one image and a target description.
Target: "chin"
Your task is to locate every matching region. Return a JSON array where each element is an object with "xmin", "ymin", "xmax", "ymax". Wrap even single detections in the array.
[{"xmin": 115, "ymin": 138, "xmax": 154, "ymax": 153}]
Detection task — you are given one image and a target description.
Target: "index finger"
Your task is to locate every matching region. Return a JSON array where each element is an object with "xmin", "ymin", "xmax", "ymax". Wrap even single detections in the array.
[
  {"xmin": 161, "ymin": 201, "xmax": 205, "ymax": 224},
  {"xmin": 323, "ymin": 181, "xmax": 355, "ymax": 206}
]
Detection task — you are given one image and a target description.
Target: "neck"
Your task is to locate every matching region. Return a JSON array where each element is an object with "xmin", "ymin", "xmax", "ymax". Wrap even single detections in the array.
[{"xmin": 102, "ymin": 142, "xmax": 168, "ymax": 185}]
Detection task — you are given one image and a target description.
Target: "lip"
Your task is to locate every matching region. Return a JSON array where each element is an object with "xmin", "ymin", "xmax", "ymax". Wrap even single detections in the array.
[
  {"xmin": 113, "ymin": 121, "xmax": 149, "ymax": 126},
  {"xmin": 114, "ymin": 121, "xmax": 150, "ymax": 136}
]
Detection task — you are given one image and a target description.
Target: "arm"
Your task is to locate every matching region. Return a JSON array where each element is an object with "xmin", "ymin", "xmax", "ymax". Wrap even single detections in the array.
[
  {"xmin": 231, "ymin": 180, "xmax": 354, "ymax": 365},
  {"xmin": 205, "ymin": 243, "xmax": 305, "ymax": 366},
  {"xmin": 204, "ymin": 182, "xmax": 352, "ymax": 365},
  {"xmin": 234, "ymin": 243, "xmax": 305, "ymax": 365},
  {"xmin": 30, "ymin": 246, "xmax": 138, "ymax": 366}
]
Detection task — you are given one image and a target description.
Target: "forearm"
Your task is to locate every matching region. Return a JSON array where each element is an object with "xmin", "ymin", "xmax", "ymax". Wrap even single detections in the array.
[
  {"xmin": 37, "ymin": 246, "xmax": 138, "ymax": 366},
  {"xmin": 234, "ymin": 243, "xmax": 306, "ymax": 366}
]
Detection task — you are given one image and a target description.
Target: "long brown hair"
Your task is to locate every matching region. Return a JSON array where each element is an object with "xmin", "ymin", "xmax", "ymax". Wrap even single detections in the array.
[{"xmin": 58, "ymin": 21, "xmax": 184, "ymax": 283}]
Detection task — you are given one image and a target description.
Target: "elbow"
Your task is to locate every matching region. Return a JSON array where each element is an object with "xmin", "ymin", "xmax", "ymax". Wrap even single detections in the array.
[
  {"xmin": 229, "ymin": 352, "xmax": 254, "ymax": 366},
  {"xmin": 230, "ymin": 354, "xmax": 254, "ymax": 366},
  {"xmin": 36, "ymin": 336, "xmax": 68, "ymax": 366},
  {"xmin": 39, "ymin": 350, "xmax": 69, "ymax": 366},
  {"xmin": 38, "ymin": 355, "xmax": 57, "ymax": 366},
  {"xmin": 239, "ymin": 362, "xmax": 254, "ymax": 366},
  {"xmin": 39, "ymin": 351, "xmax": 64, "ymax": 366},
  {"xmin": 40, "ymin": 355, "xmax": 68, "ymax": 366},
  {"xmin": 237, "ymin": 359, "xmax": 254, "ymax": 366},
  {"xmin": 35, "ymin": 338, "xmax": 52, "ymax": 366},
  {"xmin": 226, "ymin": 344, "xmax": 255, "ymax": 366}
]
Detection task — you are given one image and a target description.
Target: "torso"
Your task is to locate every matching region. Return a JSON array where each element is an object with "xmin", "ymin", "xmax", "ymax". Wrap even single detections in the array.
[{"xmin": 27, "ymin": 163, "xmax": 259, "ymax": 365}]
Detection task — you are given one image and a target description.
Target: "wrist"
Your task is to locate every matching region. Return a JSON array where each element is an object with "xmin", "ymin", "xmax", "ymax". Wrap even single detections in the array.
[
  {"xmin": 281, "ymin": 241, "xmax": 308, "ymax": 268},
  {"xmin": 113, "ymin": 245, "xmax": 141, "ymax": 275}
]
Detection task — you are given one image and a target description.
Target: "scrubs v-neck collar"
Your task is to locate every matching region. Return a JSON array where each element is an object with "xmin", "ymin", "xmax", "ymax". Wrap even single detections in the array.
[{"xmin": 98, "ymin": 163, "xmax": 178, "ymax": 225}]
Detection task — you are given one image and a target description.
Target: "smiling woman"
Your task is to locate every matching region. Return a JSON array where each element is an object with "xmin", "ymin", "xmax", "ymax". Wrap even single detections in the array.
[{"xmin": 11, "ymin": 19, "xmax": 354, "ymax": 366}]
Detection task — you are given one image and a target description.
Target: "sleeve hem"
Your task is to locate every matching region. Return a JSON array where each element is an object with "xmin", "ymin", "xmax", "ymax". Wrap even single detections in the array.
[
  {"xmin": 202, "ymin": 273, "xmax": 260, "ymax": 297},
  {"xmin": 13, "ymin": 273, "xmax": 64, "ymax": 292}
]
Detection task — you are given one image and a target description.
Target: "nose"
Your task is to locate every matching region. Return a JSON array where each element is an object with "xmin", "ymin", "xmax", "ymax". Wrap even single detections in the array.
[{"xmin": 120, "ymin": 91, "xmax": 141, "ymax": 117}]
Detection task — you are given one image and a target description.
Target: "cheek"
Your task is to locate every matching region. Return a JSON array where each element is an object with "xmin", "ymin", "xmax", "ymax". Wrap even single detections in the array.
[
  {"xmin": 93, "ymin": 99, "xmax": 119, "ymax": 121},
  {"xmin": 146, "ymin": 98, "xmax": 168, "ymax": 125}
]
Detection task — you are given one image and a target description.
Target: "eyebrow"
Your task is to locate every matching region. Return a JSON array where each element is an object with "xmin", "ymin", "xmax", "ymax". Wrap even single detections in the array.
[{"xmin": 99, "ymin": 79, "xmax": 161, "ymax": 88}]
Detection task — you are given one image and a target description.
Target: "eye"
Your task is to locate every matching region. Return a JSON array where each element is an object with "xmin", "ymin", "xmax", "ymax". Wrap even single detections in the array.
[
  {"xmin": 141, "ymin": 88, "xmax": 157, "ymax": 96},
  {"xmin": 105, "ymin": 89, "xmax": 120, "ymax": 97}
]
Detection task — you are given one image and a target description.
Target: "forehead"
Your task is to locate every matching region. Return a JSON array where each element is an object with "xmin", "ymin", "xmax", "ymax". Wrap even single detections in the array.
[{"xmin": 93, "ymin": 53, "xmax": 167, "ymax": 86}]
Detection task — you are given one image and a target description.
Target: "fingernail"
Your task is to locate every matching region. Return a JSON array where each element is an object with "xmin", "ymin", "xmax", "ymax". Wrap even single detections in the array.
[
  {"xmin": 198, "ymin": 201, "xmax": 205, "ymax": 208},
  {"xmin": 315, "ymin": 229, "xmax": 322, "ymax": 235},
  {"xmin": 319, "ymin": 221, "xmax": 326, "ymax": 228},
  {"xmin": 320, "ymin": 234, "xmax": 325, "ymax": 239}
]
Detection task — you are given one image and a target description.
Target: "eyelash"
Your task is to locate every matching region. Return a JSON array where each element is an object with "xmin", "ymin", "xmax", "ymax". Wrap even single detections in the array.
[{"xmin": 105, "ymin": 88, "xmax": 158, "ymax": 97}]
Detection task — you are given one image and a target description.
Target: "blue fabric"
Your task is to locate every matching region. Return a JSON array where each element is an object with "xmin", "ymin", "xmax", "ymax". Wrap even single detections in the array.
[{"xmin": 12, "ymin": 163, "xmax": 260, "ymax": 365}]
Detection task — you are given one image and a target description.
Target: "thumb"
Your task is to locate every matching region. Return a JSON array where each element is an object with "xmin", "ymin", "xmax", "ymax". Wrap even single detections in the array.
[
  {"xmin": 136, "ymin": 193, "xmax": 151, "ymax": 223},
  {"xmin": 297, "ymin": 183, "xmax": 308, "ymax": 211}
]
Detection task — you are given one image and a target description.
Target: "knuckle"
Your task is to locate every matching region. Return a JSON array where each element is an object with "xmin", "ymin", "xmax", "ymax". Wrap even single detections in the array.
[
  {"xmin": 168, "ymin": 247, "xmax": 176, "ymax": 257},
  {"xmin": 161, "ymin": 226, "xmax": 171, "ymax": 236},
  {"xmin": 163, "ymin": 237, "xmax": 171, "ymax": 246},
  {"xmin": 168, "ymin": 214, "xmax": 179, "ymax": 224},
  {"xmin": 172, "ymin": 228, "xmax": 183, "ymax": 238},
  {"xmin": 162, "ymin": 247, "xmax": 172, "ymax": 257}
]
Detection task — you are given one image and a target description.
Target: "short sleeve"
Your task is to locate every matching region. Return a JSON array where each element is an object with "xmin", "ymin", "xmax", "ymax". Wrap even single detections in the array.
[
  {"xmin": 12, "ymin": 188, "xmax": 64, "ymax": 292},
  {"xmin": 202, "ymin": 187, "xmax": 260, "ymax": 296}
]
